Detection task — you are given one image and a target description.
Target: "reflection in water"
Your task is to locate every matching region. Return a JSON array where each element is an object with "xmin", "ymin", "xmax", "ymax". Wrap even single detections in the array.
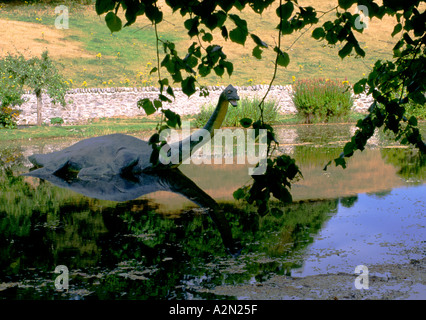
[
  {"xmin": 23, "ymin": 166, "xmax": 240, "ymax": 256},
  {"xmin": 0, "ymin": 123, "xmax": 425, "ymax": 299},
  {"xmin": 0, "ymin": 165, "xmax": 338, "ymax": 299},
  {"xmin": 293, "ymin": 184, "xmax": 426, "ymax": 278}
]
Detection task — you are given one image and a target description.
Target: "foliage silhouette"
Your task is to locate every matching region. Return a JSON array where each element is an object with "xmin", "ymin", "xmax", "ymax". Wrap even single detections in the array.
[{"xmin": 93, "ymin": 0, "xmax": 425, "ymax": 214}]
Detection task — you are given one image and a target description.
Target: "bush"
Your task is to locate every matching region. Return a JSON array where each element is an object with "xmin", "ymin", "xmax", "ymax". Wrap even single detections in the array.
[
  {"xmin": 292, "ymin": 78, "xmax": 353, "ymax": 123},
  {"xmin": 50, "ymin": 117, "xmax": 64, "ymax": 125},
  {"xmin": 0, "ymin": 107, "xmax": 20, "ymax": 129},
  {"xmin": 194, "ymin": 97, "xmax": 279, "ymax": 128},
  {"xmin": 404, "ymin": 99, "xmax": 426, "ymax": 120}
]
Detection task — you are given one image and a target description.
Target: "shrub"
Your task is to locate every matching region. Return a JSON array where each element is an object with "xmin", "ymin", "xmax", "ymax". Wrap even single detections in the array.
[
  {"xmin": 50, "ymin": 117, "xmax": 64, "ymax": 125},
  {"xmin": 292, "ymin": 78, "xmax": 353, "ymax": 123},
  {"xmin": 403, "ymin": 99, "xmax": 426, "ymax": 120},
  {"xmin": 194, "ymin": 97, "xmax": 279, "ymax": 128},
  {"xmin": 0, "ymin": 107, "xmax": 20, "ymax": 129}
]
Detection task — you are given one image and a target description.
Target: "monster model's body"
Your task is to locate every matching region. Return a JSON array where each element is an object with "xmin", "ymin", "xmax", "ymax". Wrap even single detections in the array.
[{"xmin": 26, "ymin": 85, "xmax": 239, "ymax": 180}]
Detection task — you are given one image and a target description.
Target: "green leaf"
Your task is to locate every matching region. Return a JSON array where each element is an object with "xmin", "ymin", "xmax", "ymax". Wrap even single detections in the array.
[
  {"xmin": 166, "ymin": 86, "xmax": 175, "ymax": 99},
  {"xmin": 148, "ymin": 133, "xmax": 160, "ymax": 145},
  {"xmin": 391, "ymin": 23, "xmax": 402, "ymax": 37},
  {"xmin": 229, "ymin": 27, "xmax": 248, "ymax": 45},
  {"xmin": 312, "ymin": 27, "xmax": 325, "ymax": 40},
  {"xmin": 229, "ymin": 14, "xmax": 248, "ymax": 45},
  {"xmin": 338, "ymin": 41, "xmax": 353, "ymax": 59},
  {"xmin": 214, "ymin": 65, "xmax": 225, "ymax": 77},
  {"xmin": 252, "ymin": 46, "xmax": 263, "ymax": 59},
  {"xmin": 137, "ymin": 98, "xmax": 156, "ymax": 115},
  {"xmin": 276, "ymin": 1, "xmax": 294, "ymax": 20},
  {"xmin": 202, "ymin": 32, "xmax": 213, "ymax": 42},
  {"xmin": 123, "ymin": 1, "xmax": 142, "ymax": 27},
  {"xmin": 145, "ymin": 3, "xmax": 163, "ymax": 24},
  {"xmin": 105, "ymin": 12, "xmax": 122, "ymax": 33},
  {"xmin": 149, "ymin": 67, "xmax": 158, "ymax": 75},
  {"xmin": 274, "ymin": 185, "xmax": 292, "ymax": 203},
  {"xmin": 150, "ymin": 147, "xmax": 159, "ymax": 165},
  {"xmin": 159, "ymin": 94, "xmax": 172, "ymax": 103},
  {"xmin": 163, "ymin": 109, "xmax": 180, "ymax": 128},
  {"xmin": 353, "ymin": 79, "xmax": 366, "ymax": 94},
  {"xmin": 153, "ymin": 99, "xmax": 162, "ymax": 109},
  {"xmin": 343, "ymin": 141, "xmax": 355, "ymax": 157},
  {"xmin": 233, "ymin": 187, "xmax": 246, "ymax": 200},
  {"xmin": 198, "ymin": 65, "xmax": 211, "ymax": 77},
  {"xmin": 323, "ymin": 160, "xmax": 332, "ymax": 171},
  {"xmin": 325, "ymin": 30, "xmax": 338, "ymax": 44},
  {"xmin": 250, "ymin": 34, "xmax": 268, "ymax": 48},
  {"xmin": 354, "ymin": 44, "xmax": 365, "ymax": 57},
  {"xmin": 158, "ymin": 78, "xmax": 169, "ymax": 92},
  {"xmin": 334, "ymin": 156, "xmax": 347, "ymax": 168},
  {"xmin": 229, "ymin": 14, "xmax": 247, "ymax": 30},
  {"xmin": 182, "ymin": 76, "xmax": 196, "ymax": 97},
  {"xmin": 221, "ymin": 26, "xmax": 228, "ymax": 40},
  {"xmin": 222, "ymin": 61, "xmax": 234, "ymax": 77},
  {"xmin": 408, "ymin": 116, "xmax": 418, "ymax": 127},
  {"xmin": 338, "ymin": 0, "xmax": 354, "ymax": 10},
  {"xmin": 95, "ymin": 0, "xmax": 115, "ymax": 15},
  {"xmin": 274, "ymin": 47, "xmax": 290, "ymax": 67},
  {"xmin": 240, "ymin": 118, "xmax": 253, "ymax": 128}
]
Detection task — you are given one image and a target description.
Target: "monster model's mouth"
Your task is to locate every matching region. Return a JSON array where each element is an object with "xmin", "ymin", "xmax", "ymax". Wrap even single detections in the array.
[{"xmin": 229, "ymin": 100, "xmax": 238, "ymax": 107}]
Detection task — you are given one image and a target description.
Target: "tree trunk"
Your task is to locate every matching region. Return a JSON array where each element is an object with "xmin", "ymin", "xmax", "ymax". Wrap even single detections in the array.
[{"xmin": 36, "ymin": 89, "xmax": 42, "ymax": 126}]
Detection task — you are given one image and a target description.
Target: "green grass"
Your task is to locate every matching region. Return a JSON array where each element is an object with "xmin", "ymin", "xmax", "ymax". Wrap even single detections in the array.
[
  {"xmin": 1, "ymin": 2, "xmax": 181, "ymax": 88},
  {"xmin": 0, "ymin": 111, "xmax": 369, "ymax": 143},
  {"xmin": 0, "ymin": 117, "xmax": 158, "ymax": 142},
  {"xmin": 193, "ymin": 97, "xmax": 280, "ymax": 128}
]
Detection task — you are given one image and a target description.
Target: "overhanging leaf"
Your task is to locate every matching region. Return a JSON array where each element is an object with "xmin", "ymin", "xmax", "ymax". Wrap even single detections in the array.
[
  {"xmin": 229, "ymin": 27, "xmax": 248, "ymax": 45},
  {"xmin": 391, "ymin": 23, "xmax": 402, "ymax": 37},
  {"xmin": 137, "ymin": 98, "xmax": 156, "ymax": 115},
  {"xmin": 96, "ymin": 0, "xmax": 115, "ymax": 15},
  {"xmin": 338, "ymin": 41, "xmax": 353, "ymax": 59},
  {"xmin": 250, "ymin": 34, "xmax": 268, "ymax": 48},
  {"xmin": 338, "ymin": 0, "xmax": 355, "ymax": 10},
  {"xmin": 182, "ymin": 76, "xmax": 196, "ymax": 97},
  {"xmin": 229, "ymin": 14, "xmax": 248, "ymax": 45},
  {"xmin": 105, "ymin": 12, "xmax": 122, "ymax": 33},
  {"xmin": 276, "ymin": 1, "xmax": 294, "ymax": 20},
  {"xmin": 312, "ymin": 27, "xmax": 325, "ymax": 40},
  {"xmin": 252, "ymin": 46, "xmax": 263, "ymax": 59},
  {"xmin": 240, "ymin": 118, "xmax": 253, "ymax": 128},
  {"xmin": 274, "ymin": 47, "xmax": 290, "ymax": 67}
]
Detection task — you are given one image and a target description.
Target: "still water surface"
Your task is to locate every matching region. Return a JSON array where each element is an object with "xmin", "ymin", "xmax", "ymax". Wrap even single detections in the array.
[{"xmin": 0, "ymin": 124, "xmax": 424, "ymax": 299}]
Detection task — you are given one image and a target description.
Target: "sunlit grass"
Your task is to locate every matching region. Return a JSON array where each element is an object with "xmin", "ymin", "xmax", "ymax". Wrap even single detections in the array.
[{"xmin": 0, "ymin": 117, "xmax": 159, "ymax": 142}]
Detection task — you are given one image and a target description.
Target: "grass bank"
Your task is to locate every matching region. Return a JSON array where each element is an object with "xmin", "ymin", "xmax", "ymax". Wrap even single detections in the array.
[
  {"xmin": 0, "ymin": 112, "xmax": 367, "ymax": 142},
  {"xmin": 0, "ymin": 117, "xmax": 159, "ymax": 142}
]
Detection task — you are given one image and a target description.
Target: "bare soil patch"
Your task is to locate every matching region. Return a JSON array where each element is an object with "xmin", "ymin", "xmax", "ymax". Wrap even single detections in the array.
[{"xmin": 0, "ymin": 19, "xmax": 91, "ymax": 58}]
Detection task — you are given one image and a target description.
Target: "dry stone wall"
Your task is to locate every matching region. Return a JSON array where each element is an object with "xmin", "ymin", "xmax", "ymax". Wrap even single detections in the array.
[{"xmin": 16, "ymin": 85, "xmax": 373, "ymax": 125}]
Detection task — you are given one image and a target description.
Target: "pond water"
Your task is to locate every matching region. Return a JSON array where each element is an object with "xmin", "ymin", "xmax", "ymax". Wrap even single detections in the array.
[{"xmin": 0, "ymin": 124, "xmax": 425, "ymax": 300}]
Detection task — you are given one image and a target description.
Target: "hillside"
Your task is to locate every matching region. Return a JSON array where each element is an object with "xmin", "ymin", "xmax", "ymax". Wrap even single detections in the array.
[{"xmin": 0, "ymin": 0, "xmax": 403, "ymax": 88}]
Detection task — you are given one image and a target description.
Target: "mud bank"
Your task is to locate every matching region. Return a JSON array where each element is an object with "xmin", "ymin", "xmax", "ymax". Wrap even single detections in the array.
[{"xmin": 203, "ymin": 256, "xmax": 425, "ymax": 300}]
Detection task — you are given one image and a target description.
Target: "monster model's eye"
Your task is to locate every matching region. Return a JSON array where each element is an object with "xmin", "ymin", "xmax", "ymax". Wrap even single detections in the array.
[{"xmin": 227, "ymin": 90, "xmax": 232, "ymax": 94}]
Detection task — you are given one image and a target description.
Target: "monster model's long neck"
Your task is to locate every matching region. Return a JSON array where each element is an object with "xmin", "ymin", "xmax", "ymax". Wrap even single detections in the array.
[
  {"xmin": 202, "ymin": 93, "xmax": 229, "ymax": 135},
  {"xmin": 168, "ymin": 93, "xmax": 229, "ymax": 166}
]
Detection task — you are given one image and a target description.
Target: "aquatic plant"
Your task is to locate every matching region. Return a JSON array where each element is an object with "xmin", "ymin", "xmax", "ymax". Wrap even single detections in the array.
[
  {"xmin": 194, "ymin": 97, "xmax": 279, "ymax": 128},
  {"xmin": 292, "ymin": 78, "xmax": 353, "ymax": 123}
]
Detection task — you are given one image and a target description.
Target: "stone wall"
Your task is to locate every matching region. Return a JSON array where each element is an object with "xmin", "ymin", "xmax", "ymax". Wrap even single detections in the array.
[{"xmin": 16, "ymin": 85, "xmax": 374, "ymax": 125}]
